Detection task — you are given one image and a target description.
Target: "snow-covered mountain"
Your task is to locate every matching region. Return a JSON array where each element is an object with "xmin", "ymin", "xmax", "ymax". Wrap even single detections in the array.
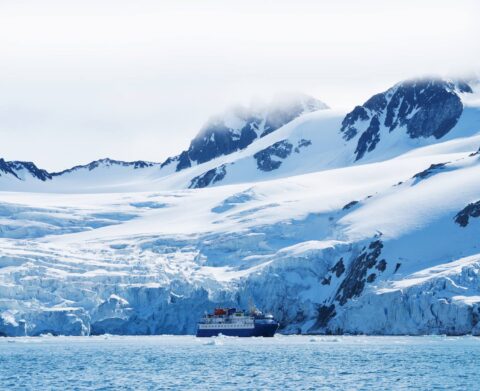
[
  {"xmin": 340, "ymin": 79, "xmax": 472, "ymax": 160},
  {"xmin": 0, "ymin": 94, "xmax": 328, "ymax": 193},
  {"xmin": 1, "ymin": 77, "xmax": 480, "ymax": 336},
  {"xmin": 169, "ymin": 93, "xmax": 328, "ymax": 172},
  {"xmin": 0, "ymin": 159, "xmax": 52, "ymax": 181}
]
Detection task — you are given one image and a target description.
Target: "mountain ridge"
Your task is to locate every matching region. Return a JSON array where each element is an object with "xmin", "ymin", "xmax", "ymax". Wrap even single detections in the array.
[
  {"xmin": 1, "ymin": 77, "xmax": 478, "ymax": 193},
  {"xmin": 0, "ymin": 93, "xmax": 328, "ymax": 190}
]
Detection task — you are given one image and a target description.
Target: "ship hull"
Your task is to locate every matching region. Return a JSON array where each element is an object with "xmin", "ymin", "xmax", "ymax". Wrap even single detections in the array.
[{"xmin": 196, "ymin": 322, "xmax": 278, "ymax": 338}]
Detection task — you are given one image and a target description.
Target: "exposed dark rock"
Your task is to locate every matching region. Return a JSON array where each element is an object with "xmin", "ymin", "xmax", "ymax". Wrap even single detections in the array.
[
  {"xmin": 340, "ymin": 79, "xmax": 470, "ymax": 161},
  {"xmin": 412, "ymin": 163, "xmax": 447, "ymax": 181},
  {"xmin": 17, "ymin": 162, "xmax": 52, "ymax": 180},
  {"xmin": 52, "ymin": 158, "xmax": 156, "ymax": 176},
  {"xmin": 394, "ymin": 263, "xmax": 401, "ymax": 273},
  {"xmin": 0, "ymin": 159, "xmax": 52, "ymax": 181},
  {"xmin": 0, "ymin": 159, "xmax": 20, "ymax": 179},
  {"xmin": 189, "ymin": 165, "xmax": 227, "ymax": 189},
  {"xmin": 187, "ymin": 121, "xmax": 257, "ymax": 167},
  {"xmin": 366, "ymin": 273, "xmax": 376, "ymax": 283},
  {"xmin": 389, "ymin": 80, "xmax": 463, "ymax": 139},
  {"xmin": 134, "ymin": 161, "xmax": 153, "ymax": 169},
  {"xmin": 176, "ymin": 151, "xmax": 192, "ymax": 170},
  {"xmin": 160, "ymin": 156, "xmax": 179, "ymax": 168},
  {"xmin": 331, "ymin": 258, "xmax": 345, "ymax": 278},
  {"xmin": 376, "ymin": 259, "xmax": 387, "ymax": 272},
  {"xmin": 342, "ymin": 200, "xmax": 359, "ymax": 210},
  {"xmin": 294, "ymin": 139, "xmax": 312, "ymax": 153},
  {"xmin": 254, "ymin": 140, "xmax": 293, "ymax": 172},
  {"xmin": 174, "ymin": 96, "xmax": 326, "ymax": 171},
  {"xmin": 354, "ymin": 116, "xmax": 381, "ymax": 161},
  {"xmin": 340, "ymin": 106, "xmax": 370, "ymax": 140},
  {"xmin": 0, "ymin": 157, "xmax": 162, "ymax": 183},
  {"xmin": 316, "ymin": 304, "xmax": 336, "ymax": 328},
  {"xmin": 321, "ymin": 276, "xmax": 331, "ymax": 285},
  {"xmin": 298, "ymin": 138, "xmax": 312, "ymax": 148},
  {"xmin": 455, "ymin": 200, "xmax": 480, "ymax": 227},
  {"xmin": 469, "ymin": 147, "xmax": 480, "ymax": 157},
  {"xmin": 335, "ymin": 240, "xmax": 383, "ymax": 305}
]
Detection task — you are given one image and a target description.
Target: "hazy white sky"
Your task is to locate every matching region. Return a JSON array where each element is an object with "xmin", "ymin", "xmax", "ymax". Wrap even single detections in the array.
[{"xmin": 0, "ymin": 0, "xmax": 479, "ymax": 170}]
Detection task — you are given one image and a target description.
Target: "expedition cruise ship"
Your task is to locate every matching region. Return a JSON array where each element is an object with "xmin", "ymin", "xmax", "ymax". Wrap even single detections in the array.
[{"xmin": 196, "ymin": 307, "xmax": 279, "ymax": 337}]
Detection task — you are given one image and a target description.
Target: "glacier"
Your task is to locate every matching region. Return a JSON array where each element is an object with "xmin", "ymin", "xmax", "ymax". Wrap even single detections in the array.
[{"xmin": 1, "ymin": 78, "xmax": 480, "ymax": 336}]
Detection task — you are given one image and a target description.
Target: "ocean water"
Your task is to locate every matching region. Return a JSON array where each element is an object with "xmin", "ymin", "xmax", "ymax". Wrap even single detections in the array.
[{"xmin": 1, "ymin": 335, "xmax": 479, "ymax": 390}]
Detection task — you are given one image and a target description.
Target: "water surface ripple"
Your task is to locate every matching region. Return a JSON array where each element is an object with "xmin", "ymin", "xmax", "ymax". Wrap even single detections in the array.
[{"xmin": 1, "ymin": 335, "xmax": 479, "ymax": 390}]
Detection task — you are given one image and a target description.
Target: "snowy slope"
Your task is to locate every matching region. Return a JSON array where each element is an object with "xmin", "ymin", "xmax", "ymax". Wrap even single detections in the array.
[
  {"xmin": 1, "ymin": 77, "xmax": 480, "ymax": 336},
  {"xmin": 0, "ymin": 94, "xmax": 328, "ymax": 193}
]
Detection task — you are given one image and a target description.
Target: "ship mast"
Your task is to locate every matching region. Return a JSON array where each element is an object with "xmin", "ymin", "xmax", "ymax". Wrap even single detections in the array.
[{"xmin": 248, "ymin": 297, "xmax": 257, "ymax": 314}]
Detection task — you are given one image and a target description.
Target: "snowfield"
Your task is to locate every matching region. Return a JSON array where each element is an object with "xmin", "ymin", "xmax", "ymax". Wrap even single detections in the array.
[{"xmin": 1, "ymin": 78, "xmax": 480, "ymax": 336}]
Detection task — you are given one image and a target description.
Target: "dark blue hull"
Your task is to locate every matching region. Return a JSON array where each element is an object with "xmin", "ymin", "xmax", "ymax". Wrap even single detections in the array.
[{"xmin": 196, "ymin": 323, "xmax": 278, "ymax": 338}]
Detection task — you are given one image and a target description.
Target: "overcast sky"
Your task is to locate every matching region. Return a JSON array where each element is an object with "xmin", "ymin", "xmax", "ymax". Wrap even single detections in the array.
[{"xmin": 0, "ymin": 0, "xmax": 479, "ymax": 171}]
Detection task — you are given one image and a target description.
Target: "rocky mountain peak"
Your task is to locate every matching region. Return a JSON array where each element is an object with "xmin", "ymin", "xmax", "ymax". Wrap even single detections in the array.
[
  {"xmin": 340, "ymin": 78, "xmax": 473, "ymax": 161},
  {"xmin": 173, "ymin": 94, "xmax": 328, "ymax": 171},
  {"xmin": 0, "ymin": 159, "xmax": 52, "ymax": 181}
]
